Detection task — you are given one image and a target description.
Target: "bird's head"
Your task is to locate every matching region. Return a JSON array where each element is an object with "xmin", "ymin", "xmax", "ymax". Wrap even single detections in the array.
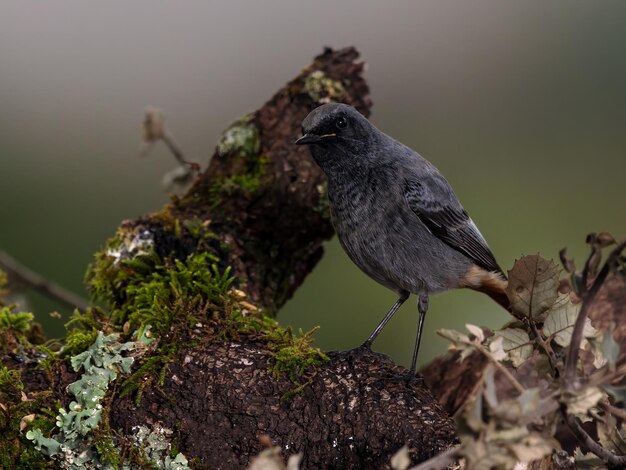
[{"xmin": 296, "ymin": 103, "xmax": 375, "ymax": 172}]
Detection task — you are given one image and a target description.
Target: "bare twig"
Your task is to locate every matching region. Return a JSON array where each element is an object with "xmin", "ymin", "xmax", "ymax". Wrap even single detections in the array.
[
  {"xmin": 142, "ymin": 107, "xmax": 199, "ymax": 170},
  {"xmin": 600, "ymin": 401, "xmax": 626, "ymax": 421},
  {"xmin": 528, "ymin": 318, "xmax": 558, "ymax": 373},
  {"xmin": 565, "ymin": 413, "xmax": 626, "ymax": 466},
  {"xmin": 0, "ymin": 250, "xmax": 89, "ymax": 311},
  {"xmin": 409, "ymin": 446, "xmax": 460, "ymax": 470},
  {"xmin": 162, "ymin": 131, "xmax": 192, "ymax": 167},
  {"xmin": 475, "ymin": 344, "xmax": 526, "ymax": 394},
  {"xmin": 564, "ymin": 239, "xmax": 626, "ymax": 386}
]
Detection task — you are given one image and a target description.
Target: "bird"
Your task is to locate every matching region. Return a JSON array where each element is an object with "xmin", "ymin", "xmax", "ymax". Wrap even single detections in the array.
[{"xmin": 296, "ymin": 103, "xmax": 508, "ymax": 378}]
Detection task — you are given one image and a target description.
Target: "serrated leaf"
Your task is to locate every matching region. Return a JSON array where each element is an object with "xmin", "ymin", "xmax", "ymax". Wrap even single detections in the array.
[
  {"xmin": 494, "ymin": 328, "xmax": 533, "ymax": 367},
  {"xmin": 466, "ymin": 323, "xmax": 485, "ymax": 342},
  {"xmin": 543, "ymin": 294, "xmax": 597, "ymax": 347},
  {"xmin": 506, "ymin": 255, "xmax": 560, "ymax": 320},
  {"xmin": 566, "ymin": 386, "xmax": 605, "ymax": 415}
]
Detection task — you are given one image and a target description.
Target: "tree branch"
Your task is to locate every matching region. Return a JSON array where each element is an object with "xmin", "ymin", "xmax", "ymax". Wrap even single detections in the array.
[
  {"xmin": 0, "ymin": 249, "xmax": 88, "ymax": 311},
  {"xmin": 565, "ymin": 413, "xmax": 626, "ymax": 466},
  {"xmin": 564, "ymin": 239, "xmax": 626, "ymax": 386}
]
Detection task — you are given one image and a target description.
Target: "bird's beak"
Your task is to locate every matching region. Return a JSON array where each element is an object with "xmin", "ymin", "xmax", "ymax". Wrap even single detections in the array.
[{"xmin": 295, "ymin": 133, "xmax": 321, "ymax": 145}]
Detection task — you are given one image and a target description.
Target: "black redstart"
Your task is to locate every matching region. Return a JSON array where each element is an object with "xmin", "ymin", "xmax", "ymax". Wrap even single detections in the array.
[{"xmin": 296, "ymin": 103, "xmax": 507, "ymax": 377}]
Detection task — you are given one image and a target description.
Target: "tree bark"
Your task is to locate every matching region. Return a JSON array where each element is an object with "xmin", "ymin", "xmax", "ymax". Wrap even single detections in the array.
[{"xmin": 1, "ymin": 47, "xmax": 458, "ymax": 469}]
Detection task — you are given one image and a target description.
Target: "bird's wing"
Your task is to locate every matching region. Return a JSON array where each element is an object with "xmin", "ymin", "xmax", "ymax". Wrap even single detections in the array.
[{"xmin": 404, "ymin": 176, "xmax": 504, "ymax": 276}]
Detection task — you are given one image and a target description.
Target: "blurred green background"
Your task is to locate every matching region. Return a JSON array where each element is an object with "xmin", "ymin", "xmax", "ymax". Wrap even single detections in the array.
[{"xmin": 1, "ymin": 1, "xmax": 625, "ymax": 368}]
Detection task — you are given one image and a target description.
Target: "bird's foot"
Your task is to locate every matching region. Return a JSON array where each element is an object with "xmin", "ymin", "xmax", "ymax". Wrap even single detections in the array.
[
  {"xmin": 379, "ymin": 372, "xmax": 425, "ymax": 386},
  {"xmin": 327, "ymin": 342, "xmax": 394, "ymax": 365}
]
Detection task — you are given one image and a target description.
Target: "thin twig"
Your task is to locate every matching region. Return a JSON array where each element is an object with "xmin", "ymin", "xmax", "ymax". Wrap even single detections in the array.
[
  {"xmin": 475, "ymin": 344, "xmax": 526, "ymax": 394},
  {"xmin": 600, "ymin": 401, "xmax": 626, "ymax": 421},
  {"xmin": 162, "ymin": 131, "xmax": 193, "ymax": 167},
  {"xmin": 528, "ymin": 318, "xmax": 558, "ymax": 373},
  {"xmin": 564, "ymin": 239, "xmax": 626, "ymax": 386},
  {"xmin": 565, "ymin": 413, "xmax": 626, "ymax": 466},
  {"xmin": 409, "ymin": 446, "xmax": 460, "ymax": 470},
  {"xmin": 0, "ymin": 250, "xmax": 88, "ymax": 311}
]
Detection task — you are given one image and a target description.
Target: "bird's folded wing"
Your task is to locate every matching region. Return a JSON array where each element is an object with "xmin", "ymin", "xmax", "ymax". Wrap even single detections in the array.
[{"xmin": 404, "ymin": 176, "xmax": 504, "ymax": 276}]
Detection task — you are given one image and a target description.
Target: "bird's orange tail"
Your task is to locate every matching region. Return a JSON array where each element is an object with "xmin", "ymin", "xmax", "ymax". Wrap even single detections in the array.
[{"xmin": 460, "ymin": 265, "xmax": 510, "ymax": 311}]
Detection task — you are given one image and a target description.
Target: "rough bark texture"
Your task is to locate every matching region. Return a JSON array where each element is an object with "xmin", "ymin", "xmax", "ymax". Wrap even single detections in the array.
[
  {"xmin": 175, "ymin": 46, "xmax": 372, "ymax": 314},
  {"xmin": 111, "ymin": 345, "xmax": 456, "ymax": 469},
  {"xmin": 1, "ymin": 47, "xmax": 459, "ymax": 469}
]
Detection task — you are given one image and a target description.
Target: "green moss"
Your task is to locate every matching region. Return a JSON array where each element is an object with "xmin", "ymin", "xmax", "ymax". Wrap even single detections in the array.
[
  {"xmin": 0, "ymin": 366, "xmax": 56, "ymax": 469},
  {"xmin": 222, "ymin": 310, "xmax": 328, "ymax": 390},
  {"xmin": 0, "ymin": 306, "xmax": 34, "ymax": 333},
  {"xmin": 216, "ymin": 114, "xmax": 260, "ymax": 158},
  {"xmin": 63, "ymin": 327, "xmax": 99, "ymax": 358},
  {"xmin": 207, "ymin": 155, "xmax": 270, "ymax": 208},
  {"xmin": 304, "ymin": 70, "xmax": 346, "ymax": 103}
]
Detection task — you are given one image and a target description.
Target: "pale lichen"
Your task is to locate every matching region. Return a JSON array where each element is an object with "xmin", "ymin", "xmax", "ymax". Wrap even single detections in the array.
[
  {"xmin": 130, "ymin": 424, "xmax": 190, "ymax": 470},
  {"xmin": 216, "ymin": 115, "xmax": 260, "ymax": 158},
  {"xmin": 27, "ymin": 332, "xmax": 135, "ymax": 469},
  {"xmin": 304, "ymin": 70, "xmax": 345, "ymax": 103}
]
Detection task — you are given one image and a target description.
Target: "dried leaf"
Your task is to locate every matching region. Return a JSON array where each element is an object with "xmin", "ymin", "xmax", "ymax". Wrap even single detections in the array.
[
  {"xmin": 596, "ymin": 232, "xmax": 616, "ymax": 248},
  {"xmin": 489, "ymin": 336, "xmax": 507, "ymax": 362},
  {"xmin": 247, "ymin": 447, "xmax": 289, "ymax": 470},
  {"xmin": 494, "ymin": 328, "xmax": 533, "ymax": 367},
  {"xmin": 601, "ymin": 328, "xmax": 620, "ymax": 369},
  {"xmin": 559, "ymin": 248, "xmax": 576, "ymax": 274},
  {"xmin": 143, "ymin": 107, "xmax": 165, "ymax": 142},
  {"xmin": 506, "ymin": 255, "xmax": 560, "ymax": 321},
  {"xmin": 509, "ymin": 434, "xmax": 553, "ymax": 463},
  {"xmin": 573, "ymin": 447, "xmax": 606, "ymax": 469},
  {"xmin": 437, "ymin": 329, "xmax": 473, "ymax": 361},
  {"xmin": 517, "ymin": 388, "xmax": 540, "ymax": 416},
  {"xmin": 565, "ymin": 386, "xmax": 604, "ymax": 415},
  {"xmin": 597, "ymin": 414, "xmax": 626, "ymax": 455},
  {"xmin": 286, "ymin": 454, "xmax": 302, "ymax": 470},
  {"xmin": 390, "ymin": 445, "xmax": 410, "ymax": 470},
  {"xmin": 20, "ymin": 414, "xmax": 36, "ymax": 431},
  {"xmin": 584, "ymin": 233, "xmax": 606, "ymax": 280},
  {"xmin": 464, "ymin": 394, "xmax": 485, "ymax": 433},
  {"xmin": 543, "ymin": 294, "xmax": 597, "ymax": 347},
  {"xmin": 484, "ymin": 365, "xmax": 498, "ymax": 408},
  {"xmin": 466, "ymin": 323, "xmax": 485, "ymax": 342}
]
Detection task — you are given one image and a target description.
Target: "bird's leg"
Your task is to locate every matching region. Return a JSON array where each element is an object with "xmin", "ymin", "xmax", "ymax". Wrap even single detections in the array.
[
  {"xmin": 361, "ymin": 290, "xmax": 410, "ymax": 350},
  {"xmin": 408, "ymin": 293, "xmax": 429, "ymax": 376}
]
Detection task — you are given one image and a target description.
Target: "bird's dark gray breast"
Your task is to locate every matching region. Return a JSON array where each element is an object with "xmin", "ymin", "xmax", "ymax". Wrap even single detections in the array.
[{"xmin": 328, "ymin": 168, "xmax": 471, "ymax": 295}]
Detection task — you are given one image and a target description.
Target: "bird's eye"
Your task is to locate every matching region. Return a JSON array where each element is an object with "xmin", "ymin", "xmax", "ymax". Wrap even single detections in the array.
[{"xmin": 336, "ymin": 117, "xmax": 348, "ymax": 129}]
